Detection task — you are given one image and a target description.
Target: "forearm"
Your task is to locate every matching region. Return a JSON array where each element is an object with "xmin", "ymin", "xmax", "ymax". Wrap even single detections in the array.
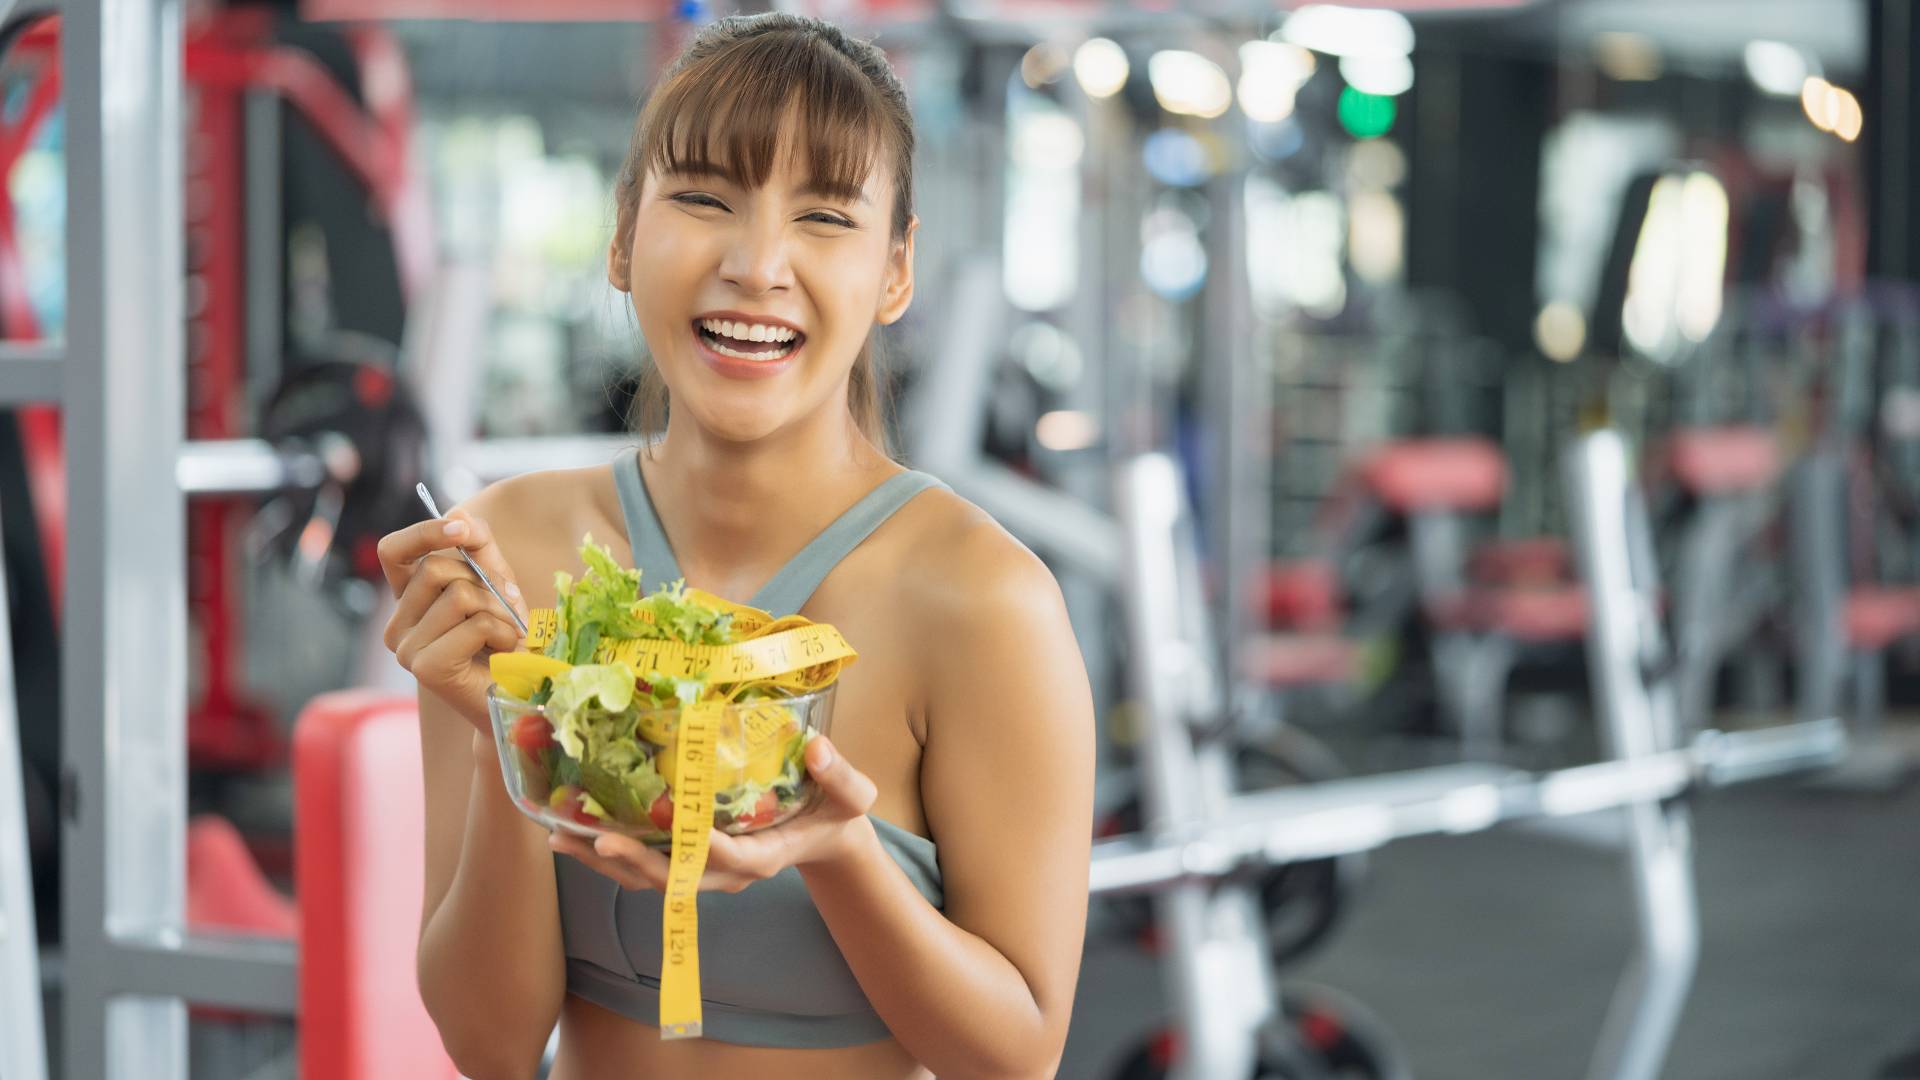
[
  {"xmin": 800, "ymin": 820, "xmax": 1058, "ymax": 1078},
  {"xmin": 419, "ymin": 743, "xmax": 566, "ymax": 1077}
]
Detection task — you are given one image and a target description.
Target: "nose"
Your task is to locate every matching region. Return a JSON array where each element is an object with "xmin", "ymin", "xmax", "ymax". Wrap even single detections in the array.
[{"xmin": 718, "ymin": 214, "xmax": 792, "ymax": 296}]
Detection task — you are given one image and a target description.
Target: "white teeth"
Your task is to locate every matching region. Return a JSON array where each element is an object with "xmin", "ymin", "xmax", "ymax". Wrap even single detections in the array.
[
  {"xmin": 700, "ymin": 317, "xmax": 798, "ymax": 344},
  {"xmin": 707, "ymin": 336, "xmax": 797, "ymax": 362}
]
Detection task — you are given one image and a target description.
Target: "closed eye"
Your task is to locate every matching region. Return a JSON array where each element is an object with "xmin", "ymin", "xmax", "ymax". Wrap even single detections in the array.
[
  {"xmin": 671, "ymin": 192, "xmax": 728, "ymax": 211},
  {"xmin": 803, "ymin": 211, "xmax": 856, "ymax": 228}
]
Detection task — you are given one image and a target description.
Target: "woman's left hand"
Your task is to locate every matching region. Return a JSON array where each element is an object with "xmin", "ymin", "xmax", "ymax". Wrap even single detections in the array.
[{"xmin": 549, "ymin": 735, "xmax": 878, "ymax": 893}]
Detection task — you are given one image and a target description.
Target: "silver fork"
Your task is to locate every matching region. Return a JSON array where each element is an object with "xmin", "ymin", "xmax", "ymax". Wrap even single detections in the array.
[{"xmin": 415, "ymin": 482, "xmax": 529, "ymax": 636}]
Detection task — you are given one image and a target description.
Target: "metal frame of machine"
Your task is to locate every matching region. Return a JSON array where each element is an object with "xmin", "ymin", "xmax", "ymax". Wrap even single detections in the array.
[
  {"xmin": 0, "ymin": 5, "xmax": 631, "ymax": 1075},
  {"xmin": 1095, "ymin": 438, "xmax": 1844, "ymax": 1079}
]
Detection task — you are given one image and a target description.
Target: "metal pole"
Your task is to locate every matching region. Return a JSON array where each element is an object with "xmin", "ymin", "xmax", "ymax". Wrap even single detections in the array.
[
  {"xmin": 1203, "ymin": 162, "xmax": 1265, "ymax": 715},
  {"xmin": 1117, "ymin": 455, "xmax": 1270, "ymax": 1080},
  {"xmin": 62, "ymin": 1, "xmax": 191, "ymax": 1077},
  {"xmin": 0, "ymin": 497, "xmax": 47, "ymax": 1080},
  {"xmin": 1566, "ymin": 431, "xmax": 1699, "ymax": 1080}
]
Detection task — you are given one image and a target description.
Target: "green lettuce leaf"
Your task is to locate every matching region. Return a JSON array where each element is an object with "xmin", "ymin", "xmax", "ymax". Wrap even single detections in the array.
[
  {"xmin": 546, "ymin": 664, "xmax": 636, "ymax": 760},
  {"xmin": 549, "ymin": 749, "xmax": 583, "ymax": 791},
  {"xmin": 580, "ymin": 759, "xmax": 641, "ymax": 825}
]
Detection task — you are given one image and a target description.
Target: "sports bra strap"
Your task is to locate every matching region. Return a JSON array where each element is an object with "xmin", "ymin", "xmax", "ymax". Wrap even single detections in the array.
[
  {"xmin": 747, "ymin": 470, "xmax": 945, "ymax": 616},
  {"xmin": 614, "ymin": 446, "xmax": 947, "ymax": 617},
  {"xmin": 613, "ymin": 445, "xmax": 683, "ymax": 582}
]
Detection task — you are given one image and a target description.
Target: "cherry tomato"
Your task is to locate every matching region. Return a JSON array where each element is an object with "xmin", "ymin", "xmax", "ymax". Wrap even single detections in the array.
[
  {"xmin": 734, "ymin": 790, "xmax": 783, "ymax": 830},
  {"xmin": 648, "ymin": 792, "xmax": 675, "ymax": 832},
  {"xmin": 509, "ymin": 714, "xmax": 553, "ymax": 756}
]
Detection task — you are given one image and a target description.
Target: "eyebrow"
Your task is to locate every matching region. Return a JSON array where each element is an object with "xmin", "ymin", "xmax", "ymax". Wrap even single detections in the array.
[
  {"xmin": 798, "ymin": 180, "xmax": 870, "ymax": 206},
  {"xmin": 662, "ymin": 163, "xmax": 869, "ymax": 207}
]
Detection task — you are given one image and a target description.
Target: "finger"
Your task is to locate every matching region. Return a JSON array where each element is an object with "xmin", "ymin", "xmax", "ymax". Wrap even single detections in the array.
[
  {"xmin": 392, "ymin": 575, "xmax": 500, "ymax": 659},
  {"xmin": 383, "ymin": 553, "xmax": 467, "ymax": 653},
  {"xmin": 550, "ymin": 833, "xmax": 651, "ymax": 889},
  {"xmin": 591, "ymin": 832, "xmax": 675, "ymax": 880},
  {"xmin": 440, "ymin": 508, "xmax": 528, "ymax": 625},
  {"xmin": 400, "ymin": 610, "xmax": 523, "ymax": 680},
  {"xmin": 550, "ymin": 832, "xmax": 665, "ymax": 891},
  {"xmin": 704, "ymin": 830, "xmax": 780, "ymax": 884},
  {"xmin": 377, "ymin": 517, "xmax": 472, "ymax": 600},
  {"xmin": 395, "ymin": 580, "xmax": 514, "ymax": 670},
  {"xmin": 805, "ymin": 737, "xmax": 877, "ymax": 816}
]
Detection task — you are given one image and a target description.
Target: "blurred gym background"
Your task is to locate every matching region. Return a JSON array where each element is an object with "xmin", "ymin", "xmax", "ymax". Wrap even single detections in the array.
[{"xmin": 6, "ymin": 0, "xmax": 1919, "ymax": 1077}]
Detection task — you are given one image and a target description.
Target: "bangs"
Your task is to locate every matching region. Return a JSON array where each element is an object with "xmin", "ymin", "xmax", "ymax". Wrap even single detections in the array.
[{"xmin": 639, "ymin": 30, "xmax": 888, "ymax": 204}]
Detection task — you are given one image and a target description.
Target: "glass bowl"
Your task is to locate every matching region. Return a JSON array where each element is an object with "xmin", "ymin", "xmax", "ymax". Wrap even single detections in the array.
[{"xmin": 487, "ymin": 682, "xmax": 836, "ymax": 846}]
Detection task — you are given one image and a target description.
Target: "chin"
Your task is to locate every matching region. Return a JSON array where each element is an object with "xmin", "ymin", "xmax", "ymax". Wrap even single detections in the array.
[{"xmin": 681, "ymin": 397, "xmax": 795, "ymax": 445}]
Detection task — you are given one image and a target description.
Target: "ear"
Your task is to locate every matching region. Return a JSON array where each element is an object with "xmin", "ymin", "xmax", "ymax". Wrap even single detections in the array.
[
  {"xmin": 874, "ymin": 215, "xmax": 917, "ymax": 326},
  {"xmin": 607, "ymin": 229, "xmax": 632, "ymax": 294}
]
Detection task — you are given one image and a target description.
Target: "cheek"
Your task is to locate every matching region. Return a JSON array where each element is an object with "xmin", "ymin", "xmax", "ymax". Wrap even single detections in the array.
[
  {"xmin": 624, "ymin": 215, "xmax": 705, "ymax": 329},
  {"xmin": 802, "ymin": 240, "xmax": 892, "ymax": 327}
]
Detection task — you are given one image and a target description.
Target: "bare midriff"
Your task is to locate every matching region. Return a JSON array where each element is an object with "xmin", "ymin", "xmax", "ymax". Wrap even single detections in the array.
[{"xmin": 548, "ymin": 993, "xmax": 934, "ymax": 1080}]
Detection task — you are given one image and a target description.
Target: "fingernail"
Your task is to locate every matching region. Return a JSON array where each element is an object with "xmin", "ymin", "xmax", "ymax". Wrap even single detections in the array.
[
  {"xmin": 505, "ymin": 582, "xmax": 522, "ymax": 601},
  {"xmin": 813, "ymin": 743, "xmax": 835, "ymax": 770},
  {"xmin": 443, "ymin": 520, "xmax": 469, "ymax": 538}
]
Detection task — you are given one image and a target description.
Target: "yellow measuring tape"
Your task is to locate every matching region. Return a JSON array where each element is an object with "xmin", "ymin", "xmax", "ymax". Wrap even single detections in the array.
[
  {"xmin": 522, "ymin": 596, "xmax": 854, "ymax": 696},
  {"xmin": 511, "ymin": 593, "xmax": 856, "ymax": 1040},
  {"xmin": 659, "ymin": 699, "xmax": 718, "ymax": 1039}
]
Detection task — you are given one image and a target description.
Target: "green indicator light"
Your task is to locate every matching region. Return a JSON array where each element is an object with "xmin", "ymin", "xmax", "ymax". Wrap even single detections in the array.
[{"xmin": 1338, "ymin": 87, "xmax": 1397, "ymax": 139}]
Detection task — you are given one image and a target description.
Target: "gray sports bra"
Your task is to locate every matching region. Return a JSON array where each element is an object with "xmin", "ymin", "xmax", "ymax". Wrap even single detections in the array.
[{"xmin": 556, "ymin": 446, "xmax": 948, "ymax": 1048}]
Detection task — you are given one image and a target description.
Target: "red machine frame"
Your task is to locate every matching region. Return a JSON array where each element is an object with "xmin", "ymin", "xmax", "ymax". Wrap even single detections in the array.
[{"xmin": 0, "ymin": 12, "xmax": 426, "ymax": 772}]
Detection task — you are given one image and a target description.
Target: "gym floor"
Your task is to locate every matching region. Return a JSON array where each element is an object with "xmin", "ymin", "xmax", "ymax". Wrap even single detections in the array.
[{"xmin": 1060, "ymin": 722, "xmax": 1920, "ymax": 1080}]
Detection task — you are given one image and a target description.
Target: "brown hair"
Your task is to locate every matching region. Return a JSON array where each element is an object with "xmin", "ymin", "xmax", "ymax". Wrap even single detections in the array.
[{"xmin": 612, "ymin": 13, "xmax": 915, "ymax": 448}]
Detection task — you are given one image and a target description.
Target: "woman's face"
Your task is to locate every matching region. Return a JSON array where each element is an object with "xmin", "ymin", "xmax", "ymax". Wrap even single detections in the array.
[{"xmin": 611, "ymin": 135, "xmax": 915, "ymax": 446}]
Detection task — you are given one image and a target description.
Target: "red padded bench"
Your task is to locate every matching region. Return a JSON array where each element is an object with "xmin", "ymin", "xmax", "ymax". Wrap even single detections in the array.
[
  {"xmin": 1844, "ymin": 587, "xmax": 1920, "ymax": 651},
  {"xmin": 186, "ymin": 815, "xmax": 299, "ymax": 940},
  {"xmin": 1359, "ymin": 437, "xmax": 1507, "ymax": 514},
  {"xmin": 1470, "ymin": 537, "xmax": 1572, "ymax": 588},
  {"xmin": 294, "ymin": 690, "xmax": 459, "ymax": 1080},
  {"xmin": 1258, "ymin": 560, "xmax": 1342, "ymax": 631},
  {"xmin": 1665, "ymin": 426, "xmax": 1781, "ymax": 496}
]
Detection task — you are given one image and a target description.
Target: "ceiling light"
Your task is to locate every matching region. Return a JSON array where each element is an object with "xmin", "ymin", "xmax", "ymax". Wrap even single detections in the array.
[
  {"xmin": 1021, "ymin": 42, "xmax": 1071, "ymax": 89},
  {"xmin": 1238, "ymin": 41, "xmax": 1315, "ymax": 123},
  {"xmin": 1743, "ymin": 40, "xmax": 1810, "ymax": 98},
  {"xmin": 1149, "ymin": 50, "xmax": 1233, "ymax": 119},
  {"xmin": 1074, "ymin": 38, "xmax": 1130, "ymax": 99},
  {"xmin": 1278, "ymin": 5, "xmax": 1414, "ymax": 59},
  {"xmin": 1339, "ymin": 54, "xmax": 1414, "ymax": 96},
  {"xmin": 1594, "ymin": 32, "xmax": 1662, "ymax": 82}
]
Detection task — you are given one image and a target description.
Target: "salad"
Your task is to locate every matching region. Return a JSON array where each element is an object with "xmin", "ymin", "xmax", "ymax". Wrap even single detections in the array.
[{"xmin": 488, "ymin": 536, "xmax": 834, "ymax": 844}]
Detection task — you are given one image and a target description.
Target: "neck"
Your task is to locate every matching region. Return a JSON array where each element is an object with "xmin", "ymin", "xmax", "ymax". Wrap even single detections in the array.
[{"xmin": 643, "ymin": 401, "xmax": 894, "ymax": 593}]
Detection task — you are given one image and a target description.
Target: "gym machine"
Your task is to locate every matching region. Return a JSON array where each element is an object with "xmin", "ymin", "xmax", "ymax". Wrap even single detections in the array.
[
  {"xmin": 0, "ymin": 7, "xmax": 641, "ymax": 1077},
  {"xmin": 1085, "ymin": 433, "xmax": 1846, "ymax": 1079},
  {"xmin": 1787, "ymin": 295, "xmax": 1920, "ymax": 790}
]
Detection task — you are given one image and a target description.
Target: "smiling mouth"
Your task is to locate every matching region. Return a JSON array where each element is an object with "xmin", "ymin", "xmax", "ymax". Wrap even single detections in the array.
[{"xmin": 693, "ymin": 319, "xmax": 805, "ymax": 363}]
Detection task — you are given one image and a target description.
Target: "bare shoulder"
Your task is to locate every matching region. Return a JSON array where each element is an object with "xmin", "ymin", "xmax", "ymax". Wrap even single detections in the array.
[
  {"xmin": 456, "ymin": 463, "xmax": 603, "ymax": 527},
  {"xmin": 452, "ymin": 461, "xmax": 626, "ymax": 604},
  {"xmin": 887, "ymin": 485, "xmax": 1092, "ymax": 765},
  {"xmin": 889, "ymin": 485, "xmax": 1069, "ymax": 641}
]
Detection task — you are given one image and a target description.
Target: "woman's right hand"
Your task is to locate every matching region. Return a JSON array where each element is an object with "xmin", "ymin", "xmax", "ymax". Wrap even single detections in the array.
[{"xmin": 377, "ymin": 509, "xmax": 531, "ymax": 730}]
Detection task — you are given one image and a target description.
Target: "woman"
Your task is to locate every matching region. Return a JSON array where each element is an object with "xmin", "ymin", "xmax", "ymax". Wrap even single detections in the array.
[{"xmin": 376, "ymin": 13, "xmax": 1096, "ymax": 1079}]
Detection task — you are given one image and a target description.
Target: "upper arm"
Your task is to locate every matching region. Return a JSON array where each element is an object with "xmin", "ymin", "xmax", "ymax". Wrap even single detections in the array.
[
  {"xmin": 917, "ymin": 526, "xmax": 1096, "ymax": 1031},
  {"xmin": 419, "ymin": 689, "xmax": 481, "ymax": 933}
]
